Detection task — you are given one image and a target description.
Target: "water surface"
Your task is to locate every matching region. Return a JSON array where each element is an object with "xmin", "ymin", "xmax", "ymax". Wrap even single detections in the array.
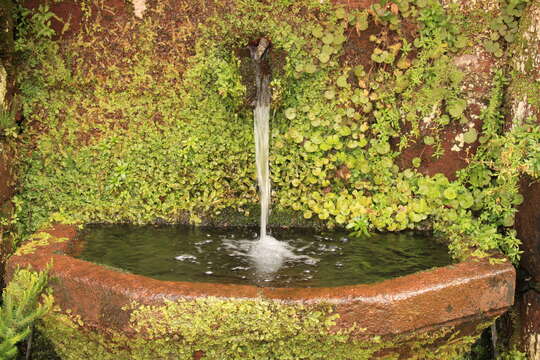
[{"xmin": 72, "ymin": 225, "xmax": 452, "ymax": 288}]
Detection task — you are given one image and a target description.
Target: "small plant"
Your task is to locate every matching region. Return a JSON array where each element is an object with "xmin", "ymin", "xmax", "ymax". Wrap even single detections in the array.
[
  {"xmin": 347, "ymin": 216, "xmax": 371, "ymax": 237},
  {"xmin": 0, "ymin": 267, "xmax": 53, "ymax": 360},
  {"xmin": 484, "ymin": 0, "xmax": 529, "ymax": 57},
  {"xmin": 0, "ymin": 100, "xmax": 18, "ymax": 138},
  {"xmin": 498, "ymin": 348, "xmax": 528, "ymax": 360}
]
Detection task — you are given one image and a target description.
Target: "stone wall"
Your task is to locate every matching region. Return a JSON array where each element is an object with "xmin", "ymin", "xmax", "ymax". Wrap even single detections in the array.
[
  {"xmin": 0, "ymin": 2, "xmax": 15, "ymax": 222},
  {"xmin": 509, "ymin": 1, "xmax": 540, "ymax": 358}
]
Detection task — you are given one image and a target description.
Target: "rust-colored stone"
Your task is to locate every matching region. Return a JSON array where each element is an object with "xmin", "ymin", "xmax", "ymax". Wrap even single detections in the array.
[
  {"xmin": 393, "ymin": 1, "xmax": 503, "ymax": 180},
  {"xmin": 331, "ymin": 0, "xmax": 378, "ymax": 9},
  {"xmin": 395, "ymin": 120, "xmax": 483, "ymax": 181},
  {"xmin": 0, "ymin": 148, "xmax": 15, "ymax": 206},
  {"xmin": 23, "ymin": 0, "xmax": 127, "ymax": 39},
  {"xmin": 263, "ymin": 259, "xmax": 514, "ymax": 336},
  {"xmin": 23, "ymin": 0, "xmax": 83, "ymax": 39},
  {"xmin": 516, "ymin": 176, "xmax": 540, "ymax": 282},
  {"xmin": 5, "ymin": 225, "xmax": 516, "ymax": 339},
  {"xmin": 519, "ymin": 290, "xmax": 540, "ymax": 358}
]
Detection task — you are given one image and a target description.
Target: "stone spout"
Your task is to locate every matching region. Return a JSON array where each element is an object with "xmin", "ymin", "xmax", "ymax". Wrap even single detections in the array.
[{"xmin": 250, "ymin": 37, "xmax": 270, "ymax": 62}]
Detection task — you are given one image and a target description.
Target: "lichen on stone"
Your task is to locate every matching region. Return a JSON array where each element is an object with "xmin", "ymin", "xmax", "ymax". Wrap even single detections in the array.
[
  {"xmin": 132, "ymin": 0, "xmax": 146, "ymax": 19},
  {"xmin": 37, "ymin": 298, "xmax": 490, "ymax": 360},
  {"xmin": 14, "ymin": 231, "xmax": 67, "ymax": 256}
]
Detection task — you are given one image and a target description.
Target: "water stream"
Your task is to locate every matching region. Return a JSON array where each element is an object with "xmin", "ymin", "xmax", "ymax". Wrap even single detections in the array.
[
  {"xmin": 251, "ymin": 38, "xmax": 271, "ymax": 240},
  {"xmin": 248, "ymin": 38, "xmax": 297, "ymax": 275}
]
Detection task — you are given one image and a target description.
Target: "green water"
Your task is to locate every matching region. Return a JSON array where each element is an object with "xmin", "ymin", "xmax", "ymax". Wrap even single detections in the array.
[{"xmin": 72, "ymin": 225, "xmax": 452, "ymax": 288}]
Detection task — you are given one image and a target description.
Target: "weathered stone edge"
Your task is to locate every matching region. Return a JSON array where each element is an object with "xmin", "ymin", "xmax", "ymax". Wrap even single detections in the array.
[{"xmin": 5, "ymin": 224, "xmax": 515, "ymax": 336}]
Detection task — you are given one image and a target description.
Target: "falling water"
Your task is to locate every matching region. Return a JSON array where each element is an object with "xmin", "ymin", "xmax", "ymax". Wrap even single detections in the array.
[
  {"xmin": 248, "ymin": 38, "xmax": 298, "ymax": 275},
  {"xmin": 251, "ymin": 38, "xmax": 272, "ymax": 239}
]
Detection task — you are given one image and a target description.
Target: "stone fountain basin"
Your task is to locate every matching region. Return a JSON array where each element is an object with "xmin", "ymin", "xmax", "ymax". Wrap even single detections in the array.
[{"xmin": 6, "ymin": 225, "xmax": 516, "ymax": 359}]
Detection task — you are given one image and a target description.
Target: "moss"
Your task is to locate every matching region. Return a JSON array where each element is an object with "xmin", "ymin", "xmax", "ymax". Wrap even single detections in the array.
[
  {"xmin": 17, "ymin": 327, "xmax": 61, "ymax": 360},
  {"xmin": 38, "ymin": 312, "xmax": 124, "ymax": 360},
  {"xmin": 13, "ymin": 231, "xmax": 67, "ymax": 256},
  {"xmin": 205, "ymin": 204, "xmax": 322, "ymax": 228},
  {"xmin": 0, "ymin": 0, "xmax": 14, "ymax": 59},
  {"xmin": 506, "ymin": 1, "xmax": 540, "ymax": 110},
  {"xmin": 508, "ymin": 78, "xmax": 540, "ymax": 109},
  {"xmin": 37, "ymin": 298, "xmax": 487, "ymax": 360}
]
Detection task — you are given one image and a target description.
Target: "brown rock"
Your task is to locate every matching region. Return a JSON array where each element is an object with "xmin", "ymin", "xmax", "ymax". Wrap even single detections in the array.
[
  {"xmin": 0, "ymin": 148, "xmax": 15, "ymax": 206},
  {"xmin": 395, "ymin": 1, "xmax": 503, "ymax": 180},
  {"xmin": 519, "ymin": 290, "xmax": 540, "ymax": 359},
  {"xmin": 331, "ymin": 0, "xmax": 379, "ymax": 9},
  {"xmin": 6, "ymin": 225, "xmax": 515, "ymax": 341},
  {"xmin": 516, "ymin": 177, "xmax": 540, "ymax": 282},
  {"xmin": 22, "ymin": 0, "xmax": 127, "ymax": 39},
  {"xmin": 507, "ymin": 2, "xmax": 540, "ymax": 357}
]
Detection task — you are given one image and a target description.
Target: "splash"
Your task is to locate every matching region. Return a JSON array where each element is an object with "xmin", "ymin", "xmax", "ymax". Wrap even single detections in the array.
[{"xmin": 249, "ymin": 38, "xmax": 298, "ymax": 276}]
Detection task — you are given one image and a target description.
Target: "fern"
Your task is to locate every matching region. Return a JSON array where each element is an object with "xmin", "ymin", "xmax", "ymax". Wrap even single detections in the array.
[
  {"xmin": 0, "ymin": 106, "xmax": 15, "ymax": 131},
  {"xmin": 0, "ymin": 267, "xmax": 52, "ymax": 360}
]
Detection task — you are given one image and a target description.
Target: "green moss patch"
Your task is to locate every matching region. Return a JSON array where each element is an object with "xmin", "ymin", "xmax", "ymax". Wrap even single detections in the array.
[
  {"xmin": 38, "ymin": 298, "xmax": 488, "ymax": 360},
  {"xmin": 13, "ymin": 231, "xmax": 67, "ymax": 256}
]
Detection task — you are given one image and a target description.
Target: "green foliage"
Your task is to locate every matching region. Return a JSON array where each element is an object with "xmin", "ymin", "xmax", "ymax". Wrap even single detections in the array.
[
  {"xmin": 0, "ymin": 105, "xmax": 16, "ymax": 135},
  {"xmin": 498, "ymin": 348, "xmax": 528, "ymax": 360},
  {"xmin": 414, "ymin": 0, "xmax": 464, "ymax": 50},
  {"xmin": 484, "ymin": 0, "xmax": 529, "ymax": 57},
  {"xmin": 455, "ymin": 75, "xmax": 540, "ymax": 261},
  {"xmin": 0, "ymin": 96, "xmax": 19, "ymax": 138},
  {"xmin": 0, "ymin": 267, "xmax": 53, "ymax": 359},
  {"xmin": 13, "ymin": 231, "xmax": 68, "ymax": 256},
  {"xmin": 10, "ymin": 0, "xmax": 539, "ymax": 263},
  {"xmin": 126, "ymin": 299, "xmax": 368, "ymax": 359}
]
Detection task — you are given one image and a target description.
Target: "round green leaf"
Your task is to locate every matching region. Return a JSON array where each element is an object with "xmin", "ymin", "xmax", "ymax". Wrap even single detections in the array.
[
  {"xmin": 502, "ymin": 214, "xmax": 515, "ymax": 227},
  {"xmin": 284, "ymin": 108, "xmax": 297, "ymax": 120},
  {"xmin": 463, "ymin": 128, "xmax": 478, "ymax": 144},
  {"xmin": 324, "ymin": 89, "xmax": 335, "ymax": 99},
  {"xmin": 336, "ymin": 8, "xmax": 346, "ymax": 19},
  {"xmin": 424, "ymin": 136, "xmax": 435, "ymax": 146},
  {"xmin": 304, "ymin": 141, "xmax": 318, "ymax": 152},
  {"xmin": 305, "ymin": 63, "xmax": 317, "ymax": 74},
  {"xmin": 322, "ymin": 33, "xmax": 334, "ymax": 45},
  {"xmin": 312, "ymin": 26, "xmax": 323, "ymax": 38},
  {"xmin": 337, "ymin": 75, "xmax": 348, "ymax": 88},
  {"xmin": 319, "ymin": 52, "xmax": 330, "ymax": 63},
  {"xmin": 459, "ymin": 193, "xmax": 474, "ymax": 209},
  {"xmin": 443, "ymin": 188, "xmax": 457, "ymax": 200}
]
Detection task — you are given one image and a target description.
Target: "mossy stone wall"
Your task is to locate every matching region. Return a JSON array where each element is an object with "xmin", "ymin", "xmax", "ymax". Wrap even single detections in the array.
[{"xmin": 38, "ymin": 298, "xmax": 490, "ymax": 360}]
